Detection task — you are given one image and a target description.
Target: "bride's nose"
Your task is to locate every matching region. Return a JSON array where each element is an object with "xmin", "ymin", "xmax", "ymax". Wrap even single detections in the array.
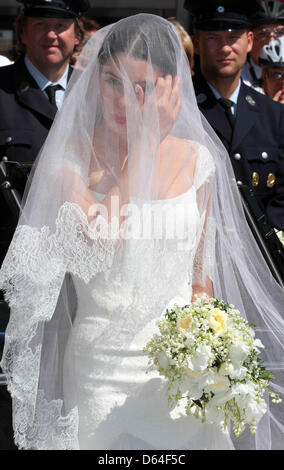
[{"xmin": 114, "ymin": 89, "xmax": 126, "ymax": 110}]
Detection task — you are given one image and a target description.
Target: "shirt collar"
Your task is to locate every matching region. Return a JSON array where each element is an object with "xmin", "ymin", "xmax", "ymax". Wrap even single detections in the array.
[
  {"xmin": 207, "ymin": 80, "xmax": 241, "ymax": 106},
  {"xmin": 24, "ymin": 55, "xmax": 68, "ymax": 91}
]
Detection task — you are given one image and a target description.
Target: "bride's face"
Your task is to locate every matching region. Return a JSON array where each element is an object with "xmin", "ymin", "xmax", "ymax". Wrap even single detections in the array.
[{"xmin": 99, "ymin": 53, "xmax": 162, "ymax": 135}]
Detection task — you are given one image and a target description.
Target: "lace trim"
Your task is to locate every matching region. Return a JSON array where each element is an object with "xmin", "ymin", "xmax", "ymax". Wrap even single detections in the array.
[
  {"xmin": 0, "ymin": 202, "xmax": 118, "ymax": 450},
  {"xmin": 12, "ymin": 391, "xmax": 80, "ymax": 450}
]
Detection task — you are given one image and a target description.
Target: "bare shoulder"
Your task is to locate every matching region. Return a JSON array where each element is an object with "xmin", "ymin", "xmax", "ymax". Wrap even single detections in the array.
[{"xmin": 160, "ymin": 136, "xmax": 198, "ymax": 171}]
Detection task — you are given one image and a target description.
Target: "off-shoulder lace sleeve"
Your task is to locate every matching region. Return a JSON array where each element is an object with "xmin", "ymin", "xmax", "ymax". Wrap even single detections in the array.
[{"xmin": 192, "ymin": 143, "xmax": 216, "ymax": 287}]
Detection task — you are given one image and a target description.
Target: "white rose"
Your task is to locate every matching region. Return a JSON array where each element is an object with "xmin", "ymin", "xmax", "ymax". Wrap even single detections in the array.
[{"xmin": 229, "ymin": 343, "xmax": 251, "ymax": 365}]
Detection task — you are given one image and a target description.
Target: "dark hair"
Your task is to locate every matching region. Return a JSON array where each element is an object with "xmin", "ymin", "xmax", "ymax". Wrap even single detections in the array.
[{"xmin": 98, "ymin": 16, "xmax": 178, "ymax": 76}]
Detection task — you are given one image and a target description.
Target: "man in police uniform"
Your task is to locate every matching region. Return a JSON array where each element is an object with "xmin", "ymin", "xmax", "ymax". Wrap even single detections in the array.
[
  {"xmin": 241, "ymin": 0, "xmax": 284, "ymax": 93},
  {"xmin": 184, "ymin": 0, "xmax": 284, "ymax": 232},
  {"xmin": 0, "ymin": 0, "xmax": 89, "ymax": 450},
  {"xmin": 0, "ymin": 0, "xmax": 89, "ymax": 265}
]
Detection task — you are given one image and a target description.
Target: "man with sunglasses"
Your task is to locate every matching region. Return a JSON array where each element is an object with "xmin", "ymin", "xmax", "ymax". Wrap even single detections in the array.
[{"xmin": 242, "ymin": 0, "xmax": 284, "ymax": 92}]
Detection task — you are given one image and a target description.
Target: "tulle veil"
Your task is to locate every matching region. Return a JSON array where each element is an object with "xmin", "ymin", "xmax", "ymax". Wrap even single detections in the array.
[{"xmin": 0, "ymin": 14, "xmax": 283, "ymax": 450}]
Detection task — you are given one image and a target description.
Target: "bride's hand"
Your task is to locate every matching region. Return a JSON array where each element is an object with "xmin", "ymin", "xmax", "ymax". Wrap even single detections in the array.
[
  {"xmin": 156, "ymin": 75, "xmax": 181, "ymax": 142},
  {"xmin": 135, "ymin": 75, "xmax": 181, "ymax": 143}
]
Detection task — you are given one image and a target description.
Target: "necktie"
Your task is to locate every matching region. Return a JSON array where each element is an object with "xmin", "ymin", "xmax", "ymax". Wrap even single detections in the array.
[
  {"xmin": 45, "ymin": 84, "xmax": 62, "ymax": 109},
  {"xmin": 218, "ymin": 97, "xmax": 236, "ymax": 129}
]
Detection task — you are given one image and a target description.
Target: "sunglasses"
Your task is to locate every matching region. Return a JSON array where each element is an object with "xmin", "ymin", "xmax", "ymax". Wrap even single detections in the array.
[{"xmin": 265, "ymin": 70, "xmax": 284, "ymax": 80}]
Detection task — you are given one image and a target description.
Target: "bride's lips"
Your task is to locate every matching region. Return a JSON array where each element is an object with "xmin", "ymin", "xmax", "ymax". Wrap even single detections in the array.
[{"xmin": 114, "ymin": 115, "xmax": 126, "ymax": 124}]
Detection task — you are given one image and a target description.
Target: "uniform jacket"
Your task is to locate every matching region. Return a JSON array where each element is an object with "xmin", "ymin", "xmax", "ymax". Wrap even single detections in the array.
[
  {"xmin": 0, "ymin": 57, "xmax": 72, "ymax": 265},
  {"xmin": 193, "ymin": 73, "xmax": 284, "ymax": 231}
]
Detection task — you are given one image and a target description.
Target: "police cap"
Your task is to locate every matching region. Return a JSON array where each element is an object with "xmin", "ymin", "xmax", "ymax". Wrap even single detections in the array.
[
  {"xmin": 249, "ymin": 0, "xmax": 284, "ymax": 26},
  {"xmin": 17, "ymin": 0, "xmax": 90, "ymax": 19},
  {"xmin": 184, "ymin": 0, "xmax": 256, "ymax": 30}
]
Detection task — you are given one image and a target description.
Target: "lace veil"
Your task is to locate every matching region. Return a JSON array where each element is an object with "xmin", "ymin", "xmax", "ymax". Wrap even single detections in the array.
[{"xmin": 0, "ymin": 14, "xmax": 283, "ymax": 450}]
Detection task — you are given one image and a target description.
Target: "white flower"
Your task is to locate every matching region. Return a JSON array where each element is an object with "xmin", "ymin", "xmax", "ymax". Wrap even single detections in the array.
[
  {"xmin": 187, "ymin": 344, "xmax": 214, "ymax": 372},
  {"xmin": 254, "ymin": 338, "xmax": 264, "ymax": 349},
  {"xmin": 245, "ymin": 398, "xmax": 267, "ymax": 424},
  {"xmin": 208, "ymin": 308, "xmax": 227, "ymax": 336},
  {"xmin": 219, "ymin": 362, "xmax": 247, "ymax": 380},
  {"xmin": 184, "ymin": 333, "xmax": 196, "ymax": 348},
  {"xmin": 205, "ymin": 371, "xmax": 230, "ymax": 395},
  {"xmin": 186, "ymin": 368, "xmax": 202, "ymax": 378},
  {"xmin": 179, "ymin": 375, "xmax": 203, "ymax": 400},
  {"xmin": 182, "ymin": 368, "xmax": 216, "ymax": 400},
  {"xmin": 157, "ymin": 351, "xmax": 170, "ymax": 370},
  {"xmin": 218, "ymin": 362, "xmax": 230, "ymax": 376},
  {"xmin": 229, "ymin": 343, "xmax": 251, "ymax": 366},
  {"xmin": 232, "ymin": 382, "xmax": 257, "ymax": 400},
  {"xmin": 210, "ymin": 389, "xmax": 234, "ymax": 406}
]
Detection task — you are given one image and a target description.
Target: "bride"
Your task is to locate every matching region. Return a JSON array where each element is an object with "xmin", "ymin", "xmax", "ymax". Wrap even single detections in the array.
[{"xmin": 0, "ymin": 14, "xmax": 283, "ymax": 450}]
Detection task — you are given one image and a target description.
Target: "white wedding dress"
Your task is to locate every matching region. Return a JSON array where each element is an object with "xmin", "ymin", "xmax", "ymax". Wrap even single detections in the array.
[{"xmin": 63, "ymin": 148, "xmax": 234, "ymax": 450}]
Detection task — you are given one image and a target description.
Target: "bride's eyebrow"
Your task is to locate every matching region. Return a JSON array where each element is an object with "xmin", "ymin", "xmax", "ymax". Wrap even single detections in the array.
[{"xmin": 104, "ymin": 70, "xmax": 120, "ymax": 78}]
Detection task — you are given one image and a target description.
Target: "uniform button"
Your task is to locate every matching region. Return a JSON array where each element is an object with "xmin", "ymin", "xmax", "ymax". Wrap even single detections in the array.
[
  {"xmin": 233, "ymin": 153, "xmax": 241, "ymax": 160},
  {"xmin": 5, "ymin": 136, "xmax": 12, "ymax": 144},
  {"xmin": 1, "ymin": 181, "xmax": 11, "ymax": 189},
  {"xmin": 261, "ymin": 152, "xmax": 268, "ymax": 159}
]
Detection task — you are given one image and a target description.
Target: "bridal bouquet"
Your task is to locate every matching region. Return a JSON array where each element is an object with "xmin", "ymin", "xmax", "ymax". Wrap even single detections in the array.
[{"xmin": 143, "ymin": 296, "xmax": 281, "ymax": 437}]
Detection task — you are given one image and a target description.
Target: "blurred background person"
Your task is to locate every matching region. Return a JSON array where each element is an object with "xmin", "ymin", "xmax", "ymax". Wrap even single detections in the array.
[
  {"xmin": 168, "ymin": 17, "xmax": 195, "ymax": 74},
  {"xmin": 259, "ymin": 36, "xmax": 284, "ymax": 103},
  {"xmin": 242, "ymin": 0, "xmax": 284, "ymax": 93}
]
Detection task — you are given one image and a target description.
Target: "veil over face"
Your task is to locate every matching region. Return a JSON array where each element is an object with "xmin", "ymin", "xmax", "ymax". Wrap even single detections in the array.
[{"xmin": 0, "ymin": 14, "xmax": 283, "ymax": 450}]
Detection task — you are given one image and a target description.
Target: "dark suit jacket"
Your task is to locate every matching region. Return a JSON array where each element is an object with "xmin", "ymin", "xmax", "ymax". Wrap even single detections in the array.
[
  {"xmin": 193, "ymin": 74, "xmax": 284, "ymax": 231},
  {"xmin": 0, "ymin": 57, "xmax": 72, "ymax": 265}
]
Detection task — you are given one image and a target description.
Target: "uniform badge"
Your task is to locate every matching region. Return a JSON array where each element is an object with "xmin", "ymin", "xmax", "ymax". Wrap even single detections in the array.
[
  {"xmin": 252, "ymin": 172, "xmax": 259, "ymax": 187},
  {"xmin": 196, "ymin": 93, "xmax": 207, "ymax": 105},
  {"xmin": 267, "ymin": 173, "xmax": 276, "ymax": 188},
  {"xmin": 245, "ymin": 95, "xmax": 256, "ymax": 107}
]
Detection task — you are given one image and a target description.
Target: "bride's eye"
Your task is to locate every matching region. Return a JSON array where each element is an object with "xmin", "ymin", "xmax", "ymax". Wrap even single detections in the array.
[{"xmin": 105, "ymin": 77, "xmax": 120, "ymax": 87}]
